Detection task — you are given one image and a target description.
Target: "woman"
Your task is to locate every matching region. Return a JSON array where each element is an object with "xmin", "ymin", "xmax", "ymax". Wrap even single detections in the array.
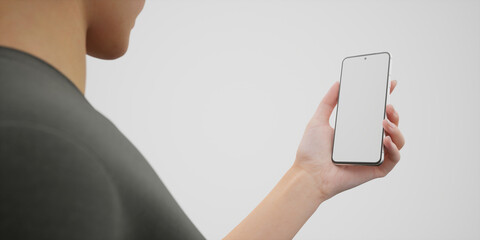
[{"xmin": 0, "ymin": 0, "xmax": 404, "ymax": 239}]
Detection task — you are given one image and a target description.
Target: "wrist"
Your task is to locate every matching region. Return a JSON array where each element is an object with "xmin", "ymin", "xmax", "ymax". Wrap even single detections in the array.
[{"xmin": 288, "ymin": 164, "xmax": 328, "ymax": 204}]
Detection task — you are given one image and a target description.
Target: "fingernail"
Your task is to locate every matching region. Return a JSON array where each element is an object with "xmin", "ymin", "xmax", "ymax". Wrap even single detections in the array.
[
  {"xmin": 389, "ymin": 137, "xmax": 396, "ymax": 148},
  {"xmin": 387, "ymin": 119, "xmax": 395, "ymax": 129},
  {"xmin": 385, "ymin": 136, "xmax": 391, "ymax": 147}
]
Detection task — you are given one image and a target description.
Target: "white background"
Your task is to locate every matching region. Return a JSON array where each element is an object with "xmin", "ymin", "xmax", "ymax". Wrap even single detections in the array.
[{"xmin": 86, "ymin": 0, "xmax": 480, "ymax": 239}]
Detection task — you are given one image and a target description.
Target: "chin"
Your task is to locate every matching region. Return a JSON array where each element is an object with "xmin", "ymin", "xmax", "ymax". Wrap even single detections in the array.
[
  {"xmin": 86, "ymin": 34, "xmax": 131, "ymax": 60},
  {"xmin": 87, "ymin": 44, "xmax": 129, "ymax": 60}
]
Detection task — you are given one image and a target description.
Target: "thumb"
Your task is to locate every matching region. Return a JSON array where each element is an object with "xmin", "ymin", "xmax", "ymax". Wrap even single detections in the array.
[{"xmin": 312, "ymin": 81, "xmax": 340, "ymax": 125}]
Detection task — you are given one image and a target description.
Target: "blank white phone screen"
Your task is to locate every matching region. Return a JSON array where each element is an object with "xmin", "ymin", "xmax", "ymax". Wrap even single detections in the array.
[{"xmin": 332, "ymin": 52, "xmax": 390, "ymax": 164}]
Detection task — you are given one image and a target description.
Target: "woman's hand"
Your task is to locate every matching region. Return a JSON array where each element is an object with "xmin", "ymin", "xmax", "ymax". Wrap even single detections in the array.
[
  {"xmin": 294, "ymin": 80, "xmax": 405, "ymax": 201},
  {"xmin": 226, "ymin": 81, "xmax": 404, "ymax": 240}
]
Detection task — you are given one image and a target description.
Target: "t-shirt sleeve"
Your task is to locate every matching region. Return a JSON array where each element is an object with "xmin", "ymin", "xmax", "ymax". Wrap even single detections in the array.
[{"xmin": 0, "ymin": 124, "xmax": 122, "ymax": 240}]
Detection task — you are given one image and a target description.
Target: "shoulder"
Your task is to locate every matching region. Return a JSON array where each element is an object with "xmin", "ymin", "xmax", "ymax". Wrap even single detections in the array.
[{"xmin": 0, "ymin": 121, "xmax": 123, "ymax": 239}]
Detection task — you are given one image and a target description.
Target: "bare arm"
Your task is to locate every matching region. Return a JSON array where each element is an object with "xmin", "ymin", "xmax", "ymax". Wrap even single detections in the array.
[
  {"xmin": 225, "ymin": 81, "xmax": 404, "ymax": 240},
  {"xmin": 225, "ymin": 165, "xmax": 323, "ymax": 240}
]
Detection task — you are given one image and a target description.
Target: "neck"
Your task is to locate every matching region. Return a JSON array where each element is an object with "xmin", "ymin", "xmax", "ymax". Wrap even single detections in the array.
[{"xmin": 0, "ymin": 1, "xmax": 88, "ymax": 94}]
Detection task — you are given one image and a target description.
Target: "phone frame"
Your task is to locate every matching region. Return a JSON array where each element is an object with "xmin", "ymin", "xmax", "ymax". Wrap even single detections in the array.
[{"xmin": 331, "ymin": 52, "xmax": 391, "ymax": 166}]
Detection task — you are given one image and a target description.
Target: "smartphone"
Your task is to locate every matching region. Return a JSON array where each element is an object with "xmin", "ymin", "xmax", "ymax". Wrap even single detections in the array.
[{"xmin": 332, "ymin": 52, "xmax": 391, "ymax": 165}]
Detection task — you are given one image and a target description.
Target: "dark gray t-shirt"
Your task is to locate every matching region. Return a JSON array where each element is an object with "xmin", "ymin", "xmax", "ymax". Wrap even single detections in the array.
[{"xmin": 0, "ymin": 46, "xmax": 204, "ymax": 240}]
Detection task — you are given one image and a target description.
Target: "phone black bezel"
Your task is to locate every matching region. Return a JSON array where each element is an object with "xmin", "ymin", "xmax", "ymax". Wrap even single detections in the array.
[{"xmin": 331, "ymin": 52, "xmax": 391, "ymax": 166}]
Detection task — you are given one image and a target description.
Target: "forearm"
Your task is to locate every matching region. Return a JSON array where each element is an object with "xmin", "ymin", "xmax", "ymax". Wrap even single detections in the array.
[{"xmin": 224, "ymin": 165, "xmax": 325, "ymax": 240}]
